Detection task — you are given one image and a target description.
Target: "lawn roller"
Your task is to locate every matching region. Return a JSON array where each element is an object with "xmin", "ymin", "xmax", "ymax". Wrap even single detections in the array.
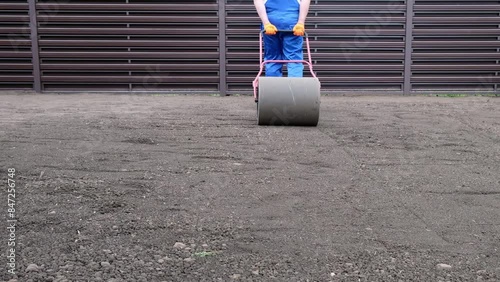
[{"xmin": 252, "ymin": 30, "xmax": 321, "ymax": 126}]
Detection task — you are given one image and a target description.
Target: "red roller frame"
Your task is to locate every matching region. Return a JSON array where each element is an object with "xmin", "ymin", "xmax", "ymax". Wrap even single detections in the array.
[{"xmin": 252, "ymin": 30, "xmax": 317, "ymax": 101}]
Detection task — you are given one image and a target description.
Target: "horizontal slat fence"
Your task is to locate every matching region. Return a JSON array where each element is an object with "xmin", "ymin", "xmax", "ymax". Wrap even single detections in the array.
[
  {"xmin": 36, "ymin": 0, "xmax": 219, "ymax": 92},
  {"xmin": 0, "ymin": 0, "xmax": 498, "ymax": 94},
  {"xmin": 412, "ymin": 0, "xmax": 500, "ymax": 92},
  {"xmin": 0, "ymin": 1, "xmax": 33, "ymax": 90}
]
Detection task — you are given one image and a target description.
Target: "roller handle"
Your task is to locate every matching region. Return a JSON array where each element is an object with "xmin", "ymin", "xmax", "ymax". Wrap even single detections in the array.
[{"xmin": 253, "ymin": 30, "xmax": 317, "ymax": 101}]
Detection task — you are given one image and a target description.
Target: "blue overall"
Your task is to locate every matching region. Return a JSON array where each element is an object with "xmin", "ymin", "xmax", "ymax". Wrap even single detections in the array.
[{"xmin": 262, "ymin": 0, "xmax": 304, "ymax": 77}]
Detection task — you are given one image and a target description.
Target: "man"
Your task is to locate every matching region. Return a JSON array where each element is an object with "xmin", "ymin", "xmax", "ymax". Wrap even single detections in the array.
[{"xmin": 253, "ymin": 0, "xmax": 311, "ymax": 78}]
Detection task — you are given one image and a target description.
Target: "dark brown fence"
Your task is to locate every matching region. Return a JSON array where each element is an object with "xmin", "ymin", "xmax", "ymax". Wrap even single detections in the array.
[
  {"xmin": 0, "ymin": 0, "xmax": 498, "ymax": 95},
  {"xmin": 36, "ymin": 0, "xmax": 220, "ymax": 92},
  {"xmin": 413, "ymin": 0, "xmax": 500, "ymax": 92},
  {"xmin": 0, "ymin": 1, "xmax": 32, "ymax": 90}
]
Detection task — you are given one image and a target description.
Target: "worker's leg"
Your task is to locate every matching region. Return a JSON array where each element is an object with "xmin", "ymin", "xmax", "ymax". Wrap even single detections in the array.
[
  {"xmin": 263, "ymin": 33, "xmax": 283, "ymax": 77},
  {"xmin": 282, "ymin": 33, "xmax": 304, "ymax": 77}
]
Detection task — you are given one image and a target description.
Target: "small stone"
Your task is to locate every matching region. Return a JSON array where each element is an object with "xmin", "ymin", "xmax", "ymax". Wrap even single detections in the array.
[
  {"xmin": 252, "ymin": 270, "xmax": 259, "ymax": 275},
  {"xmin": 173, "ymin": 242, "xmax": 187, "ymax": 249},
  {"xmin": 231, "ymin": 274, "xmax": 241, "ymax": 279},
  {"xmin": 107, "ymin": 254, "xmax": 116, "ymax": 262},
  {"xmin": 345, "ymin": 263, "xmax": 354, "ymax": 267},
  {"xmin": 436, "ymin": 263, "xmax": 452, "ymax": 270},
  {"xmin": 94, "ymin": 271, "xmax": 103, "ymax": 278},
  {"xmin": 184, "ymin": 257, "xmax": 195, "ymax": 262},
  {"xmin": 112, "ymin": 226, "xmax": 118, "ymax": 230},
  {"xmin": 202, "ymin": 244, "xmax": 209, "ymax": 248},
  {"xmin": 88, "ymin": 262, "xmax": 99, "ymax": 270},
  {"xmin": 157, "ymin": 259, "xmax": 165, "ymax": 263},
  {"xmin": 100, "ymin": 261, "xmax": 111, "ymax": 268},
  {"xmin": 135, "ymin": 260, "xmax": 145, "ymax": 265},
  {"xmin": 26, "ymin": 264, "xmax": 40, "ymax": 272},
  {"xmin": 107, "ymin": 279, "xmax": 120, "ymax": 282},
  {"xmin": 330, "ymin": 272, "xmax": 336, "ymax": 277}
]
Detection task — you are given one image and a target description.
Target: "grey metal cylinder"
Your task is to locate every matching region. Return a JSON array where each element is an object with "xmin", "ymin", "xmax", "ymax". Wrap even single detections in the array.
[{"xmin": 257, "ymin": 77, "xmax": 321, "ymax": 126}]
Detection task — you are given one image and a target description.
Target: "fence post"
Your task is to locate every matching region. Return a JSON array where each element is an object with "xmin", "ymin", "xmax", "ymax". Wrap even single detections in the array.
[
  {"xmin": 28, "ymin": 0, "xmax": 41, "ymax": 93},
  {"xmin": 403, "ymin": 0, "xmax": 414, "ymax": 95},
  {"xmin": 218, "ymin": 0, "xmax": 227, "ymax": 96}
]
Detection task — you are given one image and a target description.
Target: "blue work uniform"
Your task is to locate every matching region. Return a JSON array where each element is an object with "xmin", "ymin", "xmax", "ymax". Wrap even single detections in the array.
[{"xmin": 263, "ymin": 0, "xmax": 304, "ymax": 77}]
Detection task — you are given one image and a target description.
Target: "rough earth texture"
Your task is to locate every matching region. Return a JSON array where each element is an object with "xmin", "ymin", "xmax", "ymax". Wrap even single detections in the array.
[{"xmin": 1, "ymin": 93, "xmax": 499, "ymax": 282}]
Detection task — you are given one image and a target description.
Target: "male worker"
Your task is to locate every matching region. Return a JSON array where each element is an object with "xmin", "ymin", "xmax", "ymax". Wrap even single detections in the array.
[{"xmin": 253, "ymin": 0, "xmax": 311, "ymax": 78}]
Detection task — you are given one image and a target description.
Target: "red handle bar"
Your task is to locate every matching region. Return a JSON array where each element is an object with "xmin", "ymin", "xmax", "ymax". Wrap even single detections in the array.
[{"xmin": 252, "ymin": 30, "xmax": 317, "ymax": 100}]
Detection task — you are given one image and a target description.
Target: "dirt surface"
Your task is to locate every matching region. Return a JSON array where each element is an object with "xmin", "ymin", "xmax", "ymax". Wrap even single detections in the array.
[{"xmin": 1, "ymin": 93, "xmax": 499, "ymax": 282}]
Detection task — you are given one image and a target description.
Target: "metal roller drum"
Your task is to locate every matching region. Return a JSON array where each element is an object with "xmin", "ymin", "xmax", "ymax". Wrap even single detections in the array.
[{"xmin": 257, "ymin": 77, "xmax": 321, "ymax": 126}]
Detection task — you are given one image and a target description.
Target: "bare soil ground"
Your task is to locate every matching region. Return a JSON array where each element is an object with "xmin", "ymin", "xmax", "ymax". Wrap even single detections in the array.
[{"xmin": 1, "ymin": 93, "xmax": 499, "ymax": 282}]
